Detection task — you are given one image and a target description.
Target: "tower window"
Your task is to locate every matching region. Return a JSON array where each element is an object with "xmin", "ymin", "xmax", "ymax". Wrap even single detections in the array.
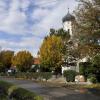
[{"xmin": 68, "ymin": 29, "xmax": 70, "ymax": 33}]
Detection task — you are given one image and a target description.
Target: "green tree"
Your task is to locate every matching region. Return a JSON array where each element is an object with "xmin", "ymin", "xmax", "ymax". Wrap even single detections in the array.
[
  {"xmin": 92, "ymin": 54, "xmax": 100, "ymax": 68},
  {"xmin": 79, "ymin": 54, "xmax": 100, "ymax": 82},
  {"xmin": 12, "ymin": 51, "xmax": 33, "ymax": 72},
  {"xmin": 40, "ymin": 35, "xmax": 64, "ymax": 73},
  {"xmin": 0, "ymin": 50, "xmax": 14, "ymax": 71},
  {"xmin": 0, "ymin": 62, "xmax": 4, "ymax": 72},
  {"xmin": 92, "ymin": 54, "xmax": 100, "ymax": 82},
  {"xmin": 74, "ymin": 0, "xmax": 100, "ymax": 56},
  {"xmin": 49, "ymin": 28, "xmax": 70, "ymax": 41}
]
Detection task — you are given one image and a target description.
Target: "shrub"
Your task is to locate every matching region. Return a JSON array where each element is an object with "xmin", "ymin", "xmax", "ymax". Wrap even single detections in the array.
[
  {"xmin": 0, "ymin": 81, "xmax": 43, "ymax": 100},
  {"xmin": 79, "ymin": 62, "xmax": 92, "ymax": 78},
  {"xmin": 41, "ymin": 72, "xmax": 52, "ymax": 81},
  {"xmin": 10, "ymin": 88, "xmax": 35, "ymax": 100},
  {"xmin": 0, "ymin": 81, "xmax": 13, "ymax": 99},
  {"xmin": 10, "ymin": 88, "xmax": 43, "ymax": 100},
  {"xmin": 88, "ymin": 75, "xmax": 98, "ymax": 83},
  {"xmin": 32, "ymin": 73, "xmax": 40, "ymax": 80},
  {"xmin": 63, "ymin": 70, "xmax": 77, "ymax": 82},
  {"xmin": 0, "ymin": 81, "xmax": 12, "ymax": 94},
  {"xmin": 0, "ymin": 86, "xmax": 8, "ymax": 100},
  {"xmin": 0, "ymin": 72, "xmax": 8, "ymax": 76},
  {"xmin": 34, "ymin": 95, "xmax": 44, "ymax": 100}
]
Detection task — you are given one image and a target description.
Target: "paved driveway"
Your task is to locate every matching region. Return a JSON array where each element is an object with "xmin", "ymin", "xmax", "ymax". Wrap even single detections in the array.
[{"xmin": 0, "ymin": 78, "xmax": 100, "ymax": 100}]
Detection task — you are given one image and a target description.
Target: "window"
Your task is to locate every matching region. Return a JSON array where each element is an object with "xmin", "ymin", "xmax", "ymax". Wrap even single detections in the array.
[{"xmin": 68, "ymin": 29, "xmax": 70, "ymax": 33}]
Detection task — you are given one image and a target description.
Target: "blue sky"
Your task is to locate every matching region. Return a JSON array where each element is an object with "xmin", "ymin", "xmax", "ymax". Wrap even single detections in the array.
[{"xmin": 0, "ymin": 0, "xmax": 78, "ymax": 56}]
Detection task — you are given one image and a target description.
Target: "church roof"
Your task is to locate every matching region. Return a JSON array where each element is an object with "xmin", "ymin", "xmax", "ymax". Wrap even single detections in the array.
[{"xmin": 62, "ymin": 10, "xmax": 75, "ymax": 22}]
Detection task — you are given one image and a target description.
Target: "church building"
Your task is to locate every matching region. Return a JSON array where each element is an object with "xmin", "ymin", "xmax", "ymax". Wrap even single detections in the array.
[{"xmin": 61, "ymin": 9, "xmax": 88, "ymax": 74}]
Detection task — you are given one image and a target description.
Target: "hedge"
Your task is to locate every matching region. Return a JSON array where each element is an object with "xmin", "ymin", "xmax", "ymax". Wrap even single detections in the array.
[{"xmin": 0, "ymin": 72, "xmax": 52, "ymax": 81}]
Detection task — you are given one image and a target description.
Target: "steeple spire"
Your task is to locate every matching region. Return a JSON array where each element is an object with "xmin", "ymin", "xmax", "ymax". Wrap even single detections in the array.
[{"xmin": 68, "ymin": 8, "xmax": 69, "ymax": 13}]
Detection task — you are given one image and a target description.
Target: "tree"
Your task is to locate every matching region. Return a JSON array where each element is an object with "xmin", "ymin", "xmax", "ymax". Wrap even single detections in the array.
[
  {"xmin": 92, "ymin": 54, "xmax": 100, "ymax": 68},
  {"xmin": 0, "ymin": 50, "xmax": 14, "ymax": 71},
  {"xmin": 74, "ymin": 0, "xmax": 100, "ymax": 57},
  {"xmin": 40, "ymin": 35, "xmax": 64, "ymax": 73},
  {"xmin": 12, "ymin": 51, "xmax": 33, "ymax": 72},
  {"xmin": 0, "ymin": 62, "xmax": 4, "ymax": 72},
  {"xmin": 79, "ymin": 54, "xmax": 100, "ymax": 82},
  {"xmin": 49, "ymin": 28, "xmax": 70, "ymax": 41},
  {"xmin": 92, "ymin": 54, "xmax": 100, "ymax": 82},
  {"xmin": 49, "ymin": 28, "xmax": 70, "ymax": 58}
]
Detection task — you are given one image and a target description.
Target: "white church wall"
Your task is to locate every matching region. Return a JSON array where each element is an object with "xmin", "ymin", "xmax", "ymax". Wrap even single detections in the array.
[
  {"xmin": 63, "ymin": 21, "xmax": 72, "ymax": 36},
  {"xmin": 62, "ymin": 66, "xmax": 76, "ymax": 74}
]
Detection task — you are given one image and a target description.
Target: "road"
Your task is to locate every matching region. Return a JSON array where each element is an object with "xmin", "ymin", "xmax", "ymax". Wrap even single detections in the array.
[{"xmin": 0, "ymin": 78, "xmax": 100, "ymax": 100}]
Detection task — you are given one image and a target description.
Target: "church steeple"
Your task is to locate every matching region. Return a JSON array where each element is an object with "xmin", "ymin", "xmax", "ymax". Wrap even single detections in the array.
[
  {"xmin": 62, "ymin": 8, "xmax": 75, "ymax": 37},
  {"xmin": 68, "ymin": 8, "xmax": 69, "ymax": 13},
  {"xmin": 62, "ymin": 8, "xmax": 75, "ymax": 22}
]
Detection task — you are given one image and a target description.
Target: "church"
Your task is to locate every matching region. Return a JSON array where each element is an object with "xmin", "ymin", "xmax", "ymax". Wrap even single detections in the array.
[{"xmin": 61, "ymin": 9, "xmax": 88, "ymax": 74}]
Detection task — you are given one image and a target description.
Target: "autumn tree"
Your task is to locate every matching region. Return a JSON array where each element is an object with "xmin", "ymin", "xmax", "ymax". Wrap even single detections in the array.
[
  {"xmin": 12, "ymin": 51, "xmax": 33, "ymax": 72},
  {"xmin": 49, "ymin": 28, "xmax": 70, "ymax": 56},
  {"xmin": 0, "ymin": 50, "xmax": 14, "ymax": 71},
  {"xmin": 74, "ymin": 0, "xmax": 100, "ymax": 57},
  {"xmin": 40, "ymin": 35, "xmax": 64, "ymax": 73}
]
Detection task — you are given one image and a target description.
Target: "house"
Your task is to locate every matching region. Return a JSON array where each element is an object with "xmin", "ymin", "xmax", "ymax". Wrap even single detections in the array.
[
  {"xmin": 31, "ymin": 58, "xmax": 40, "ymax": 72},
  {"xmin": 33, "ymin": 58, "xmax": 40, "ymax": 65}
]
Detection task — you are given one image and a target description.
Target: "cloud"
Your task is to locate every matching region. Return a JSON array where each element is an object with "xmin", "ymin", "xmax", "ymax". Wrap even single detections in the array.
[
  {"xmin": 0, "ymin": 0, "xmax": 77, "ymax": 35},
  {"xmin": 31, "ymin": 0, "xmax": 77, "ymax": 36},
  {"xmin": 0, "ymin": 0, "xmax": 78, "ymax": 56},
  {"xmin": 0, "ymin": 0, "xmax": 30, "ymax": 35},
  {"xmin": 0, "ymin": 36, "xmax": 42, "ymax": 56}
]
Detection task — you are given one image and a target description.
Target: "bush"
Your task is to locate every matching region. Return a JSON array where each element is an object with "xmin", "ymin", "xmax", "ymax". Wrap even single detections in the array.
[
  {"xmin": 63, "ymin": 70, "xmax": 77, "ymax": 82},
  {"xmin": 0, "ymin": 81, "xmax": 43, "ymax": 100},
  {"xmin": 88, "ymin": 75, "xmax": 98, "ymax": 83},
  {"xmin": 41, "ymin": 72, "xmax": 52, "ymax": 81},
  {"xmin": 0, "ymin": 81, "xmax": 12, "ymax": 94},
  {"xmin": 0, "ymin": 81, "xmax": 13, "ymax": 99},
  {"xmin": 10, "ymin": 88, "xmax": 35, "ymax": 100},
  {"xmin": 10, "ymin": 88, "xmax": 43, "ymax": 100},
  {"xmin": 0, "ymin": 72, "xmax": 8, "ymax": 76},
  {"xmin": 79, "ymin": 62, "xmax": 92, "ymax": 78},
  {"xmin": 14, "ymin": 72, "xmax": 52, "ymax": 81}
]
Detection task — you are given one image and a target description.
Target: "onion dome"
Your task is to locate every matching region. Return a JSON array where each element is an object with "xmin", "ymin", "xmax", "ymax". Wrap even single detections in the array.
[{"xmin": 62, "ymin": 9, "xmax": 75, "ymax": 22}]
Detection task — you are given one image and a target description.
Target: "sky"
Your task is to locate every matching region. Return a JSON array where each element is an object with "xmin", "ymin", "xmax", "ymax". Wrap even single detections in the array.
[{"xmin": 0, "ymin": 0, "xmax": 78, "ymax": 57}]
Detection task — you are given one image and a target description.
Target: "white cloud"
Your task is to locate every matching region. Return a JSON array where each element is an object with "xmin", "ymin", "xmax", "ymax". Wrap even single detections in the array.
[
  {"xmin": 0, "ymin": 0, "xmax": 30, "ymax": 35},
  {"xmin": 0, "ymin": 0, "xmax": 78, "ymax": 56},
  {"xmin": 32, "ymin": 8, "xmax": 49, "ymax": 21},
  {"xmin": 0, "ymin": 0, "xmax": 77, "ymax": 35},
  {"xmin": 0, "ymin": 36, "xmax": 42, "ymax": 56}
]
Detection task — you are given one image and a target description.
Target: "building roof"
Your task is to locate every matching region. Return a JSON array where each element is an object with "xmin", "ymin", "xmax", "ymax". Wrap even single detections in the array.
[
  {"xmin": 33, "ymin": 58, "xmax": 40, "ymax": 65},
  {"xmin": 62, "ymin": 9, "xmax": 75, "ymax": 22}
]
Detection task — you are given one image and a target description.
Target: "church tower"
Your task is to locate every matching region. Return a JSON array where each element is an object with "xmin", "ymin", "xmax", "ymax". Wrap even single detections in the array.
[{"xmin": 62, "ymin": 8, "xmax": 75, "ymax": 38}]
